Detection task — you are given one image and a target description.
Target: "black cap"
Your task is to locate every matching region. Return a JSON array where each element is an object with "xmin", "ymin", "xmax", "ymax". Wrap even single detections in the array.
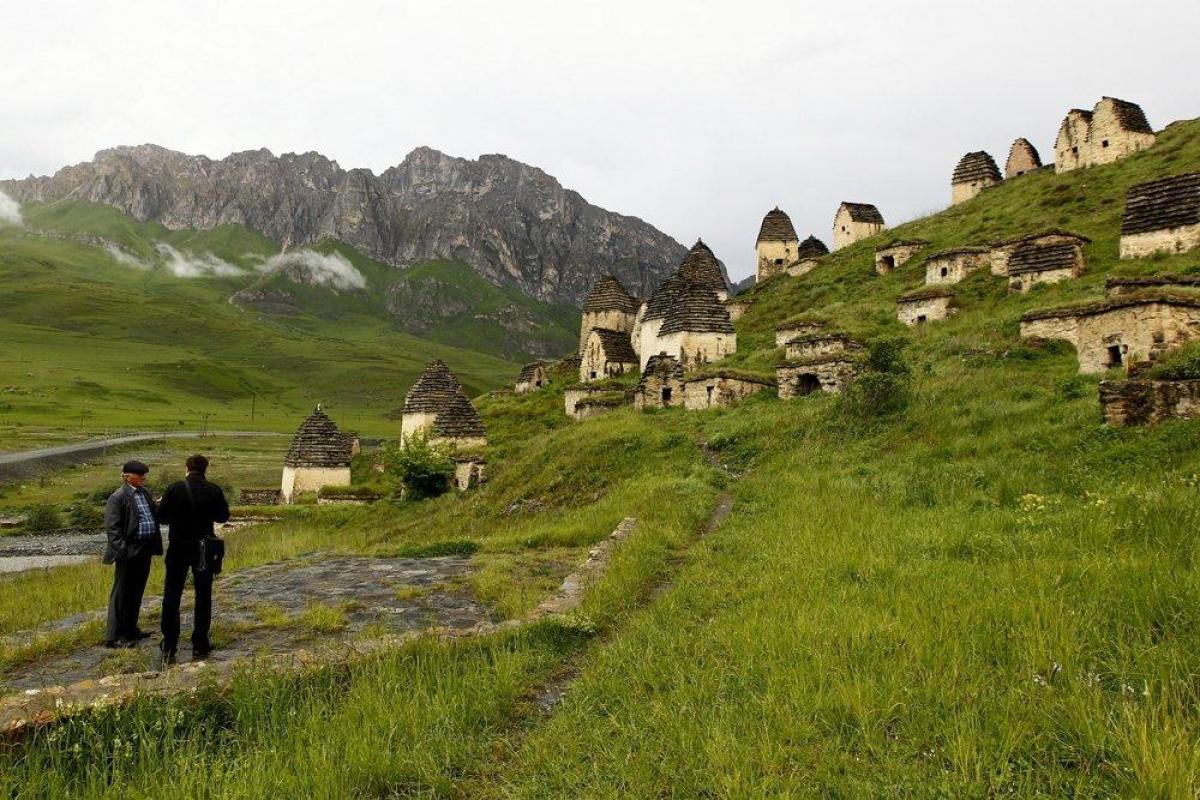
[{"xmin": 122, "ymin": 460, "xmax": 150, "ymax": 475}]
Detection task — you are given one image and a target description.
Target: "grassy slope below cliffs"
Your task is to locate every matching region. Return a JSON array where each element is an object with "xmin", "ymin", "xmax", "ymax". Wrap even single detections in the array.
[
  {"xmin": 3, "ymin": 121, "xmax": 1200, "ymax": 797},
  {"xmin": 0, "ymin": 203, "xmax": 526, "ymax": 444}
]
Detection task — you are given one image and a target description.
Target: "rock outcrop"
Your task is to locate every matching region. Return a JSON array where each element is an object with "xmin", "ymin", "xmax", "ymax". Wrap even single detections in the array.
[{"xmin": 2, "ymin": 144, "xmax": 690, "ymax": 304}]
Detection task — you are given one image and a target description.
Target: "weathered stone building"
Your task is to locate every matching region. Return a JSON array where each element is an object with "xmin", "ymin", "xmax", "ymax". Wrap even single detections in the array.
[
  {"xmin": 1100, "ymin": 378, "xmax": 1200, "ymax": 426},
  {"xmin": 1055, "ymin": 97, "xmax": 1155, "ymax": 173},
  {"xmin": 875, "ymin": 240, "xmax": 928, "ymax": 275},
  {"xmin": 990, "ymin": 231, "xmax": 1089, "ymax": 276},
  {"xmin": 783, "ymin": 332, "xmax": 863, "ymax": 362},
  {"xmin": 724, "ymin": 295, "xmax": 752, "ymax": 322},
  {"xmin": 636, "ymin": 274, "xmax": 685, "ymax": 366},
  {"xmin": 924, "ymin": 247, "xmax": 989, "ymax": 285},
  {"xmin": 655, "ymin": 282, "xmax": 737, "ymax": 371},
  {"xmin": 579, "ymin": 274, "xmax": 639, "ymax": 352},
  {"xmin": 897, "ymin": 287, "xmax": 955, "ymax": 326},
  {"xmin": 572, "ymin": 392, "xmax": 627, "ymax": 420},
  {"xmin": 514, "ymin": 362, "xmax": 549, "ymax": 394},
  {"xmin": 777, "ymin": 333, "xmax": 862, "ymax": 398},
  {"xmin": 581, "ymin": 327, "xmax": 638, "ymax": 381},
  {"xmin": 281, "ymin": 406, "xmax": 352, "ymax": 504},
  {"xmin": 755, "ymin": 207, "xmax": 800, "ymax": 282},
  {"xmin": 1006, "ymin": 238, "xmax": 1088, "ymax": 292},
  {"xmin": 1020, "ymin": 293, "xmax": 1200, "ymax": 373},
  {"xmin": 401, "ymin": 359, "xmax": 487, "ymax": 453},
  {"xmin": 1119, "ymin": 172, "xmax": 1200, "ymax": 259},
  {"xmin": 564, "ymin": 384, "xmax": 616, "ymax": 417},
  {"xmin": 951, "ymin": 151, "xmax": 1003, "ymax": 205},
  {"xmin": 1005, "ymin": 138, "xmax": 1043, "ymax": 178},
  {"xmin": 833, "ymin": 202, "xmax": 885, "ymax": 250},
  {"xmin": 633, "ymin": 353, "xmax": 685, "ymax": 410},
  {"xmin": 401, "ymin": 359, "xmax": 461, "ymax": 441},
  {"xmin": 681, "ymin": 371, "xmax": 775, "ymax": 410},
  {"xmin": 775, "ymin": 320, "xmax": 824, "ymax": 347},
  {"xmin": 1106, "ymin": 274, "xmax": 1200, "ymax": 297},
  {"xmin": 451, "ymin": 455, "xmax": 486, "ymax": 491},
  {"xmin": 786, "ymin": 235, "xmax": 830, "ymax": 278}
]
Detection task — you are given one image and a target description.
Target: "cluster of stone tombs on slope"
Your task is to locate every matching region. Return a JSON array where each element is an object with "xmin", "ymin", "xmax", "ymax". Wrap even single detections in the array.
[
  {"xmin": 755, "ymin": 207, "xmax": 830, "ymax": 283},
  {"xmin": 1055, "ymin": 97, "xmax": 1155, "ymax": 174},
  {"xmin": 400, "ymin": 359, "xmax": 488, "ymax": 489}
]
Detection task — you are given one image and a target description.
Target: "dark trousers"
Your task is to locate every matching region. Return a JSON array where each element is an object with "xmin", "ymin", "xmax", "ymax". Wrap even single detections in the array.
[
  {"xmin": 160, "ymin": 541, "xmax": 213, "ymax": 653},
  {"xmin": 105, "ymin": 551, "xmax": 152, "ymax": 642}
]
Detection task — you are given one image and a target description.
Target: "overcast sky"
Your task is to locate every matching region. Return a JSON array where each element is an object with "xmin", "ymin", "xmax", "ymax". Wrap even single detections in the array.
[{"xmin": 3, "ymin": 0, "xmax": 1197, "ymax": 280}]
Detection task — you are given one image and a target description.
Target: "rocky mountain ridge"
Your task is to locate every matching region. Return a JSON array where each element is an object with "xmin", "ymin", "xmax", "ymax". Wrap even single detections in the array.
[{"xmin": 2, "ymin": 144, "xmax": 696, "ymax": 304}]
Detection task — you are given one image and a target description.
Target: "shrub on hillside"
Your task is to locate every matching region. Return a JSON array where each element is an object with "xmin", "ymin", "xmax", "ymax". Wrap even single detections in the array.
[
  {"xmin": 381, "ymin": 434, "xmax": 454, "ymax": 500},
  {"xmin": 842, "ymin": 337, "xmax": 913, "ymax": 418},
  {"xmin": 66, "ymin": 502, "xmax": 103, "ymax": 530},
  {"xmin": 23, "ymin": 503, "xmax": 61, "ymax": 534},
  {"xmin": 1149, "ymin": 342, "xmax": 1200, "ymax": 381}
]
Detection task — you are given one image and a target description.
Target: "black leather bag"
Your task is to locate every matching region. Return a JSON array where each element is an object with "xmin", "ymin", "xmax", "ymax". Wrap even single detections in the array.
[{"xmin": 197, "ymin": 535, "xmax": 225, "ymax": 575}]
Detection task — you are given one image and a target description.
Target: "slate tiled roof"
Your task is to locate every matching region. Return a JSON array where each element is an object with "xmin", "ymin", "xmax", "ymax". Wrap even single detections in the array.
[
  {"xmin": 433, "ymin": 391, "xmax": 486, "ymax": 440},
  {"xmin": 1103, "ymin": 97, "xmax": 1154, "ymax": 135},
  {"xmin": 1007, "ymin": 242, "xmax": 1080, "ymax": 276},
  {"xmin": 952, "ymin": 151, "xmax": 1003, "ymax": 185},
  {"xmin": 638, "ymin": 353, "xmax": 684, "ymax": 385},
  {"xmin": 1021, "ymin": 291, "xmax": 1200, "ymax": 322},
  {"xmin": 659, "ymin": 282, "xmax": 735, "ymax": 335},
  {"xmin": 876, "ymin": 239, "xmax": 929, "ymax": 251},
  {"xmin": 992, "ymin": 229, "xmax": 1090, "ymax": 247},
  {"xmin": 284, "ymin": 407, "xmax": 351, "ymax": 468},
  {"xmin": 676, "ymin": 239, "xmax": 729, "ymax": 295},
  {"xmin": 899, "ymin": 286, "xmax": 955, "ymax": 302},
  {"xmin": 589, "ymin": 327, "xmax": 638, "ymax": 364},
  {"xmin": 1106, "ymin": 274, "xmax": 1200, "ymax": 291},
  {"xmin": 583, "ymin": 274, "xmax": 639, "ymax": 314},
  {"xmin": 1121, "ymin": 173, "xmax": 1200, "ymax": 236},
  {"xmin": 838, "ymin": 202, "xmax": 884, "ymax": 225},
  {"xmin": 796, "ymin": 235, "xmax": 829, "ymax": 260},
  {"xmin": 642, "ymin": 274, "xmax": 688, "ymax": 322},
  {"xmin": 757, "ymin": 208, "xmax": 799, "ymax": 243},
  {"xmin": 403, "ymin": 359, "xmax": 463, "ymax": 413}
]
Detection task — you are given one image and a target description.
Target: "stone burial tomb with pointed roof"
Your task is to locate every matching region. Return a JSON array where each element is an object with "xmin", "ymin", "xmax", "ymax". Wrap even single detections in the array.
[
  {"xmin": 1055, "ymin": 97, "xmax": 1155, "ymax": 173},
  {"xmin": 951, "ymin": 151, "xmax": 1003, "ymax": 205},
  {"xmin": 581, "ymin": 327, "xmax": 638, "ymax": 382},
  {"xmin": 636, "ymin": 273, "xmax": 687, "ymax": 366},
  {"xmin": 1020, "ymin": 292, "xmax": 1200, "ymax": 374},
  {"xmin": 755, "ymin": 207, "xmax": 800, "ymax": 282},
  {"xmin": 675, "ymin": 239, "xmax": 730, "ymax": 301},
  {"xmin": 787, "ymin": 235, "xmax": 830, "ymax": 278},
  {"xmin": 832, "ymin": 202, "xmax": 885, "ymax": 251},
  {"xmin": 777, "ymin": 333, "xmax": 863, "ymax": 399},
  {"xmin": 1119, "ymin": 172, "xmax": 1200, "ymax": 259},
  {"xmin": 633, "ymin": 353, "xmax": 685, "ymax": 410},
  {"xmin": 875, "ymin": 240, "xmax": 929, "ymax": 275},
  {"xmin": 1005, "ymin": 138, "xmax": 1043, "ymax": 179},
  {"xmin": 514, "ymin": 362, "xmax": 549, "ymax": 394},
  {"xmin": 280, "ymin": 406, "xmax": 353, "ymax": 503},
  {"xmin": 923, "ymin": 247, "xmax": 990, "ymax": 285},
  {"xmin": 897, "ymin": 287, "xmax": 956, "ymax": 326},
  {"xmin": 579, "ymin": 274, "xmax": 639, "ymax": 352},
  {"xmin": 655, "ymin": 280, "xmax": 737, "ymax": 371},
  {"xmin": 401, "ymin": 359, "xmax": 487, "ymax": 451}
]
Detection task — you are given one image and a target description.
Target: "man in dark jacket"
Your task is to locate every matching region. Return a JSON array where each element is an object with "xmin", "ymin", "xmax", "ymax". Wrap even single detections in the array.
[
  {"xmin": 155, "ymin": 454, "xmax": 230, "ymax": 664},
  {"xmin": 103, "ymin": 460, "xmax": 163, "ymax": 648}
]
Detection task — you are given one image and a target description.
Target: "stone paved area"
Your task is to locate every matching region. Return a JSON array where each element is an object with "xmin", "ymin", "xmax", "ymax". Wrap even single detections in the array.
[{"xmin": 3, "ymin": 554, "xmax": 493, "ymax": 692}]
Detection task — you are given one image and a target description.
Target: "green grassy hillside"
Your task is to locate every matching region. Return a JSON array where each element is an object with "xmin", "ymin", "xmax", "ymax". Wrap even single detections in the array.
[
  {"xmin": 3, "ymin": 121, "xmax": 1200, "ymax": 797},
  {"xmin": 0, "ymin": 204, "xmax": 550, "ymax": 445}
]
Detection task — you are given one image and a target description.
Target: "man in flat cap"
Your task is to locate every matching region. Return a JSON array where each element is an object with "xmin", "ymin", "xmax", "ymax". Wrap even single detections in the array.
[{"xmin": 102, "ymin": 460, "xmax": 163, "ymax": 648}]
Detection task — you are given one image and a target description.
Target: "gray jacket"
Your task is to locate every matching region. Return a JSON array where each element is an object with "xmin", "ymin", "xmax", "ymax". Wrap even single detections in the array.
[{"xmin": 103, "ymin": 484, "xmax": 164, "ymax": 563}]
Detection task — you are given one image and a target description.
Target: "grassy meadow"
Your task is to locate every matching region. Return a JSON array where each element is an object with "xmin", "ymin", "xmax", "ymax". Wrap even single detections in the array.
[{"xmin": 1, "ymin": 121, "xmax": 1200, "ymax": 796}]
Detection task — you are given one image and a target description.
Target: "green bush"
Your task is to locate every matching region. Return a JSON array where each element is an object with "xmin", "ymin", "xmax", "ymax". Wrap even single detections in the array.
[
  {"xmin": 381, "ymin": 434, "xmax": 455, "ymax": 500},
  {"xmin": 22, "ymin": 503, "xmax": 61, "ymax": 533},
  {"xmin": 1149, "ymin": 342, "xmax": 1200, "ymax": 380},
  {"xmin": 66, "ymin": 502, "xmax": 104, "ymax": 530},
  {"xmin": 841, "ymin": 337, "xmax": 913, "ymax": 418}
]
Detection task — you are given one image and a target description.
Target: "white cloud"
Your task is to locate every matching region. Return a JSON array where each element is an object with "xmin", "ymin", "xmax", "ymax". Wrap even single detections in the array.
[
  {"xmin": 0, "ymin": 190, "xmax": 22, "ymax": 226},
  {"xmin": 154, "ymin": 243, "xmax": 243, "ymax": 278},
  {"xmin": 257, "ymin": 249, "xmax": 366, "ymax": 291},
  {"xmin": 105, "ymin": 243, "xmax": 152, "ymax": 270}
]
